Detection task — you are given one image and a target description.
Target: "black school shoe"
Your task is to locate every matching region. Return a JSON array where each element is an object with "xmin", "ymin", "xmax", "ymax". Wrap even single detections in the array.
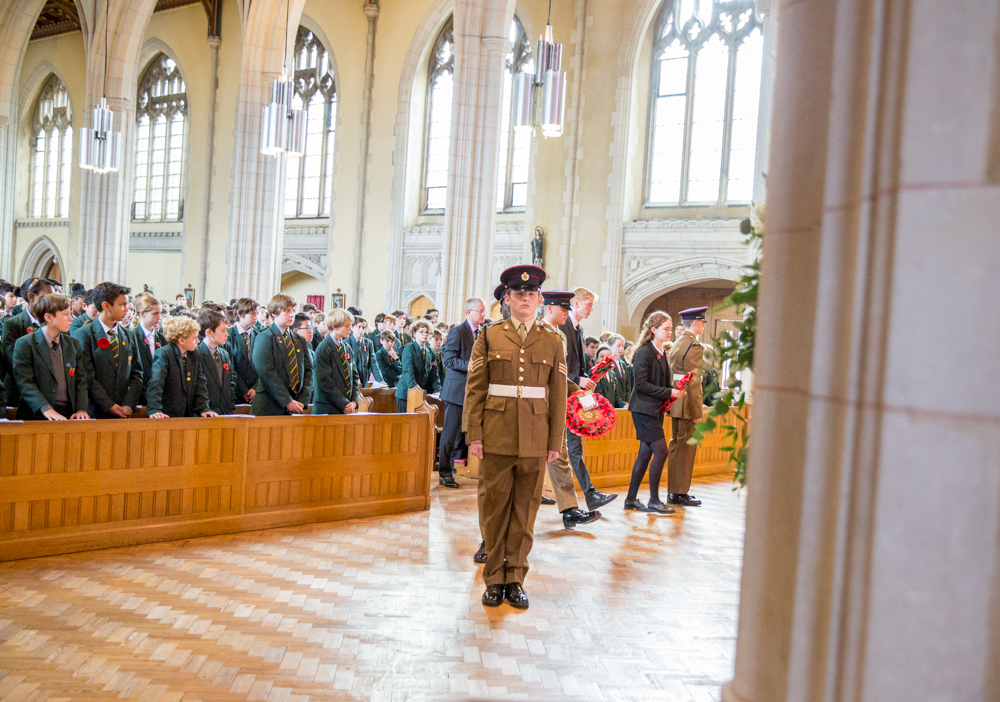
[
  {"xmin": 668, "ymin": 493, "xmax": 702, "ymax": 507},
  {"xmin": 482, "ymin": 584, "xmax": 505, "ymax": 607},
  {"xmin": 562, "ymin": 508, "xmax": 601, "ymax": 528},
  {"xmin": 473, "ymin": 541, "xmax": 487, "ymax": 564},
  {"xmin": 585, "ymin": 489, "xmax": 618, "ymax": 510}
]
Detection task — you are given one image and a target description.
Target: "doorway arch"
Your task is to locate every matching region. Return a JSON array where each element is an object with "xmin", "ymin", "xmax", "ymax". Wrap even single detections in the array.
[{"xmin": 18, "ymin": 235, "xmax": 63, "ymax": 283}]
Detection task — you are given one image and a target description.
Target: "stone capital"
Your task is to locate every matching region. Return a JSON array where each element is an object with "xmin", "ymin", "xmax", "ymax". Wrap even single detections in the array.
[{"xmin": 363, "ymin": 2, "xmax": 379, "ymax": 21}]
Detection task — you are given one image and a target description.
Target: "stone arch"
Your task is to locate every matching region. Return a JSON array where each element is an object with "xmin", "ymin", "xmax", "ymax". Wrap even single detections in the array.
[
  {"xmin": 18, "ymin": 235, "xmax": 64, "ymax": 282},
  {"xmin": 281, "ymin": 252, "xmax": 325, "ymax": 281},
  {"xmin": 626, "ymin": 262, "xmax": 742, "ymax": 331},
  {"xmin": 402, "ymin": 290, "xmax": 435, "ymax": 315},
  {"xmin": 408, "ymin": 294, "xmax": 435, "ymax": 319},
  {"xmin": 18, "ymin": 62, "xmax": 75, "ymax": 129}
]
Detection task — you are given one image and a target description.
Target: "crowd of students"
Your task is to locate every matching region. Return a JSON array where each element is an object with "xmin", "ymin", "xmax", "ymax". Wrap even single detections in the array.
[{"xmin": 0, "ymin": 276, "xmax": 455, "ymax": 421}]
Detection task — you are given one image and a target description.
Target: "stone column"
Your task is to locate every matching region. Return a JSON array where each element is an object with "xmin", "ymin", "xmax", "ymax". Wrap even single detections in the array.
[
  {"xmin": 198, "ymin": 34, "xmax": 222, "ymax": 303},
  {"xmin": 438, "ymin": 0, "xmax": 514, "ymax": 320},
  {"xmin": 723, "ymin": 1, "xmax": 1000, "ymax": 701},
  {"xmin": 350, "ymin": 0, "xmax": 380, "ymax": 304}
]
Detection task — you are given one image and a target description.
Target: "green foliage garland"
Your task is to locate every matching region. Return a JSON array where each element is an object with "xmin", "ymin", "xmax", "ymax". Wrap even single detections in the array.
[{"xmin": 689, "ymin": 212, "xmax": 760, "ymax": 488}]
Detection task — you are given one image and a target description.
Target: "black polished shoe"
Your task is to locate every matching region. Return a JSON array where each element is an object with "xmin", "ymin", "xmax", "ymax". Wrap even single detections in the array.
[
  {"xmin": 482, "ymin": 584, "xmax": 505, "ymax": 607},
  {"xmin": 585, "ymin": 489, "xmax": 618, "ymax": 511},
  {"xmin": 439, "ymin": 474, "xmax": 460, "ymax": 488},
  {"xmin": 540, "ymin": 494, "xmax": 556, "ymax": 505},
  {"xmin": 504, "ymin": 582, "xmax": 529, "ymax": 609},
  {"xmin": 473, "ymin": 542, "xmax": 487, "ymax": 564},
  {"xmin": 646, "ymin": 499, "xmax": 676, "ymax": 515},
  {"xmin": 562, "ymin": 508, "xmax": 601, "ymax": 528},
  {"xmin": 623, "ymin": 498, "xmax": 649, "ymax": 512},
  {"xmin": 668, "ymin": 493, "xmax": 702, "ymax": 507}
]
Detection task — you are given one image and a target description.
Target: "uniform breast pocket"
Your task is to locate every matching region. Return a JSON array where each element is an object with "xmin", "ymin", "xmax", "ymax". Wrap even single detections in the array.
[
  {"xmin": 530, "ymin": 352, "xmax": 552, "ymax": 385},
  {"xmin": 487, "ymin": 350, "xmax": 512, "ymax": 381}
]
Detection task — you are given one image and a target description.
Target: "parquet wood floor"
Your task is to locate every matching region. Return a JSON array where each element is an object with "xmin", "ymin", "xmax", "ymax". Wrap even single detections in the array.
[{"xmin": 0, "ymin": 475, "xmax": 745, "ymax": 702}]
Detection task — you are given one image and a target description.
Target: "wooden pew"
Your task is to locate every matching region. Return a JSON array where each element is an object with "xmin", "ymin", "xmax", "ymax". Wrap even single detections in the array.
[
  {"xmin": 462, "ymin": 407, "xmax": 748, "ymax": 486},
  {"xmin": 361, "ymin": 387, "xmax": 398, "ymax": 413},
  {"xmin": 0, "ymin": 412, "xmax": 435, "ymax": 562}
]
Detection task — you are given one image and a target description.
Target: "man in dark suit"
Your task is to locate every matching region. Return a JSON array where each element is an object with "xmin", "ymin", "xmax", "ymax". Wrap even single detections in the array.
[
  {"xmin": 252, "ymin": 294, "xmax": 313, "ymax": 416},
  {"xmin": 195, "ymin": 309, "xmax": 238, "ymax": 416},
  {"xmin": 344, "ymin": 316, "xmax": 383, "ymax": 386},
  {"xmin": 1, "ymin": 277, "xmax": 54, "ymax": 410},
  {"xmin": 312, "ymin": 309, "xmax": 360, "ymax": 415},
  {"xmin": 11, "ymin": 293, "xmax": 90, "ymax": 420},
  {"xmin": 224, "ymin": 297, "xmax": 258, "ymax": 406},
  {"xmin": 438, "ymin": 297, "xmax": 485, "ymax": 488},
  {"xmin": 558, "ymin": 287, "xmax": 617, "ymax": 510},
  {"xmin": 71, "ymin": 281, "xmax": 144, "ymax": 419}
]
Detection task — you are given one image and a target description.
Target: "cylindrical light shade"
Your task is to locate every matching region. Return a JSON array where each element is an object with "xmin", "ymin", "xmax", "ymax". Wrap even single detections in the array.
[
  {"xmin": 512, "ymin": 71, "xmax": 533, "ymax": 130},
  {"xmin": 540, "ymin": 70, "xmax": 566, "ymax": 137},
  {"xmin": 261, "ymin": 77, "xmax": 305, "ymax": 156},
  {"xmin": 79, "ymin": 97, "xmax": 121, "ymax": 173},
  {"xmin": 534, "ymin": 39, "xmax": 548, "ymax": 84}
]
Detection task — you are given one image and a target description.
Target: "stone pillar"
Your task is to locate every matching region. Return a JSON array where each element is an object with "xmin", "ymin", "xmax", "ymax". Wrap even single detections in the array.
[
  {"xmin": 198, "ymin": 34, "xmax": 222, "ymax": 303},
  {"xmin": 438, "ymin": 0, "xmax": 514, "ymax": 320},
  {"xmin": 723, "ymin": 1, "xmax": 1000, "ymax": 701},
  {"xmin": 351, "ymin": 0, "xmax": 380, "ymax": 304}
]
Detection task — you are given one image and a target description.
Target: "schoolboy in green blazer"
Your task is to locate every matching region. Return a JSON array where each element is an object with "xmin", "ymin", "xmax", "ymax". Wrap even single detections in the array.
[
  {"xmin": 147, "ymin": 315, "xmax": 215, "ymax": 419},
  {"xmin": 312, "ymin": 309, "xmax": 360, "ymax": 415},
  {"xmin": 11, "ymin": 293, "xmax": 89, "ymax": 421},
  {"xmin": 195, "ymin": 309, "xmax": 238, "ymax": 416},
  {"xmin": 1, "ymin": 277, "xmax": 55, "ymax": 409},
  {"xmin": 394, "ymin": 320, "xmax": 440, "ymax": 413},
  {"xmin": 252, "ymin": 294, "xmax": 313, "ymax": 416}
]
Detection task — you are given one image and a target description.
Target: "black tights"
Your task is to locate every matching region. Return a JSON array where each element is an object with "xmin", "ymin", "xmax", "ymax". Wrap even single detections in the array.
[{"xmin": 627, "ymin": 438, "xmax": 669, "ymax": 503}]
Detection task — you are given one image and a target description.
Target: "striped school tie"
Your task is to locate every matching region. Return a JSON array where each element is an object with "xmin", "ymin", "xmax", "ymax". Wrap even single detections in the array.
[
  {"xmin": 338, "ymin": 343, "xmax": 350, "ymax": 378},
  {"xmin": 107, "ymin": 329, "xmax": 119, "ymax": 365},
  {"xmin": 284, "ymin": 331, "xmax": 300, "ymax": 393},
  {"xmin": 242, "ymin": 331, "xmax": 251, "ymax": 358}
]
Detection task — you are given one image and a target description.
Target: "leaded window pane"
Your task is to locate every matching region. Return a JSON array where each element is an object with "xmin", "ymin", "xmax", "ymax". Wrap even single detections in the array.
[
  {"xmin": 285, "ymin": 27, "xmax": 337, "ymax": 219},
  {"xmin": 29, "ymin": 76, "xmax": 72, "ymax": 220},
  {"xmin": 646, "ymin": 0, "xmax": 763, "ymax": 206},
  {"xmin": 496, "ymin": 16, "xmax": 532, "ymax": 212},
  {"xmin": 134, "ymin": 54, "xmax": 187, "ymax": 222},
  {"xmin": 423, "ymin": 19, "xmax": 454, "ymax": 212}
]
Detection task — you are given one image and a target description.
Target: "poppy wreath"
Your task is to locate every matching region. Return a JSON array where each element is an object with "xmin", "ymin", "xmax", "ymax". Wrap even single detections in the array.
[
  {"xmin": 660, "ymin": 370, "xmax": 698, "ymax": 414},
  {"xmin": 564, "ymin": 354, "xmax": 619, "ymax": 438},
  {"xmin": 97, "ymin": 337, "xmax": 110, "ymax": 349}
]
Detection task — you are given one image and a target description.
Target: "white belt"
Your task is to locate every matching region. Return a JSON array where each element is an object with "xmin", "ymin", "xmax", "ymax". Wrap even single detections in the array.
[{"xmin": 488, "ymin": 383, "xmax": 547, "ymax": 399}]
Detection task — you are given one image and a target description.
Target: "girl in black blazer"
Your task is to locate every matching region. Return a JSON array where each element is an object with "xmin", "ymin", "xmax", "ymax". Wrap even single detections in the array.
[
  {"xmin": 625, "ymin": 311, "xmax": 685, "ymax": 514},
  {"xmin": 147, "ymin": 316, "xmax": 217, "ymax": 419}
]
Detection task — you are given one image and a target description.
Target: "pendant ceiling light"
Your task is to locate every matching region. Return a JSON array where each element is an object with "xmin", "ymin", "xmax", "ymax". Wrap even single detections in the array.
[
  {"xmin": 79, "ymin": 0, "xmax": 121, "ymax": 173},
  {"xmin": 260, "ymin": 0, "xmax": 306, "ymax": 156},
  {"xmin": 513, "ymin": 0, "xmax": 566, "ymax": 138}
]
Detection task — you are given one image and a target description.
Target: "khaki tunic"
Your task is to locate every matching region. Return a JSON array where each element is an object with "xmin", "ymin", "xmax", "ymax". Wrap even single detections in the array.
[{"xmin": 667, "ymin": 331, "xmax": 704, "ymax": 494}]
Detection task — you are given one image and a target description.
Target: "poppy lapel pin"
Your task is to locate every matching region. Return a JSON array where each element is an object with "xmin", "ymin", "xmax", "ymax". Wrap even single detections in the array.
[
  {"xmin": 68, "ymin": 368, "xmax": 75, "ymax": 377},
  {"xmin": 97, "ymin": 337, "xmax": 110, "ymax": 349},
  {"xmin": 155, "ymin": 341, "xmax": 161, "ymax": 348},
  {"xmin": 223, "ymin": 363, "xmax": 230, "ymax": 373},
  {"xmin": 26, "ymin": 326, "xmax": 35, "ymax": 333}
]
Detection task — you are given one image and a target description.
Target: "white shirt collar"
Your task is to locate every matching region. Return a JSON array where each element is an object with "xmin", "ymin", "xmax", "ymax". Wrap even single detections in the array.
[
  {"xmin": 568, "ymin": 311, "xmax": 581, "ymax": 329},
  {"xmin": 98, "ymin": 318, "xmax": 118, "ymax": 335},
  {"xmin": 236, "ymin": 321, "xmax": 251, "ymax": 335}
]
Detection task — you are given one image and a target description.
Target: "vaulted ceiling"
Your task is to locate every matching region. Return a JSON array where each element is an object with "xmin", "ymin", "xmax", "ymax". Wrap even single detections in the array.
[{"xmin": 31, "ymin": 0, "xmax": 213, "ymax": 41}]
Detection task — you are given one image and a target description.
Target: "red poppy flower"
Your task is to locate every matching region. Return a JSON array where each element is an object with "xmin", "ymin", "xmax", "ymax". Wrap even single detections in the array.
[
  {"xmin": 68, "ymin": 368, "xmax": 75, "ymax": 377},
  {"xmin": 223, "ymin": 363, "xmax": 230, "ymax": 372},
  {"xmin": 97, "ymin": 338, "xmax": 110, "ymax": 349},
  {"xmin": 155, "ymin": 341, "xmax": 161, "ymax": 348},
  {"xmin": 27, "ymin": 326, "xmax": 35, "ymax": 333}
]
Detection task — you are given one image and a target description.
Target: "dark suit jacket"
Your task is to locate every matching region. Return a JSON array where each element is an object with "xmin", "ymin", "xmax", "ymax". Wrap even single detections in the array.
[
  {"xmin": 1, "ymin": 311, "xmax": 43, "ymax": 408},
  {"xmin": 11, "ymin": 329, "xmax": 88, "ymax": 419},
  {"xmin": 394, "ymin": 341, "xmax": 439, "ymax": 400},
  {"xmin": 194, "ymin": 341, "xmax": 237, "ymax": 415},
  {"xmin": 312, "ymin": 336, "xmax": 360, "ymax": 415},
  {"xmin": 224, "ymin": 324, "xmax": 258, "ymax": 402},
  {"xmin": 146, "ymin": 344, "xmax": 210, "ymax": 418},
  {"xmin": 627, "ymin": 342, "xmax": 675, "ymax": 417},
  {"xmin": 71, "ymin": 319, "xmax": 144, "ymax": 418},
  {"xmin": 440, "ymin": 321, "xmax": 476, "ymax": 405},
  {"xmin": 251, "ymin": 324, "xmax": 313, "ymax": 416},
  {"xmin": 376, "ymin": 347, "xmax": 401, "ymax": 387},
  {"xmin": 558, "ymin": 318, "xmax": 588, "ymax": 385},
  {"xmin": 344, "ymin": 333, "xmax": 383, "ymax": 384},
  {"xmin": 130, "ymin": 324, "xmax": 166, "ymax": 406}
]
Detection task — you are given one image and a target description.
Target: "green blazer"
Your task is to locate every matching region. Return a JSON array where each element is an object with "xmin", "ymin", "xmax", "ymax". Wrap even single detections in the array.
[
  {"xmin": 194, "ymin": 341, "xmax": 237, "ymax": 416},
  {"xmin": 344, "ymin": 333, "xmax": 383, "ymax": 385},
  {"xmin": 146, "ymin": 344, "xmax": 210, "ymax": 418},
  {"xmin": 11, "ymin": 329, "xmax": 88, "ymax": 420},
  {"xmin": 251, "ymin": 323, "xmax": 313, "ymax": 416},
  {"xmin": 312, "ymin": 336, "xmax": 360, "ymax": 415},
  {"xmin": 1, "ymin": 310, "xmax": 43, "ymax": 409},
  {"xmin": 71, "ymin": 319, "xmax": 144, "ymax": 418},
  {"xmin": 69, "ymin": 313, "xmax": 93, "ymax": 334},
  {"xmin": 223, "ymin": 324, "xmax": 258, "ymax": 402},
  {"xmin": 375, "ymin": 347, "xmax": 401, "ymax": 387},
  {"xmin": 394, "ymin": 341, "xmax": 440, "ymax": 401},
  {"xmin": 129, "ymin": 324, "xmax": 166, "ymax": 407},
  {"xmin": 595, "ymin": 367, "xmax": 629, "ymax": 409}
]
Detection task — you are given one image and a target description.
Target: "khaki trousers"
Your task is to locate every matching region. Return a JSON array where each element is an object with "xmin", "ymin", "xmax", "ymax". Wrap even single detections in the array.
[
  {"xmin": 477, "ymin": 453, "xmax": 546, "ymax": 587},
  {"xmin": 544, "ymin": 432, "xmax": 579, "ymax": 512},
  {"xmin": 667, "ymin": 417, "xmax": 697, "ymax": 494}
]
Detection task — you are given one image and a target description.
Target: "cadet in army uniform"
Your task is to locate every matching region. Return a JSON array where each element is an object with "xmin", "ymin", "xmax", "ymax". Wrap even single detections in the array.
[
  {"xmin": 667, "ymin": 306, "xmax": 707, "ymax": 506},
  {"xmin": 464, "ymin": 266, "xmax": 567, "ymax": 610}
]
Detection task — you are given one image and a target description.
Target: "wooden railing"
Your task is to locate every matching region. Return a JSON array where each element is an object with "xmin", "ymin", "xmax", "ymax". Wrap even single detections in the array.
[
  {"xmin": 463, "ymin": 407, "xmax": 748, "ymax": 488},
  {"xmin": 0, "ymin": 412, "xmax": 435, "ymax": 562}
]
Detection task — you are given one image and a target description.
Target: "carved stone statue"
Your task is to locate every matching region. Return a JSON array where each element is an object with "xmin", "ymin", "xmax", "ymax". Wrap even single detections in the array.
[{"xmin": 531, "ymin": 226, "xmax": 544, "ymax": 268}]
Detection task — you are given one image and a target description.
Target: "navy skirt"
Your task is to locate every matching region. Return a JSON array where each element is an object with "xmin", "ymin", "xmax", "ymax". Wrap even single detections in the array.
[{"xmin": 631, "ymin": 410, "xmax": 666, "ymax": 443}]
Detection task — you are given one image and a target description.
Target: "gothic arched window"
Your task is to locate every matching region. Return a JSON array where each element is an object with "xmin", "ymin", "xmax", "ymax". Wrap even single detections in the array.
[
  {"xmin": 496, "ymin": 17, "xmax": 533, "ymax": 212},
  {"xmin": 133, "ymin": 54, "xmax": 187, "ymax": 221},
  {"xmin": 422, "ymin": 18, "xmax": 454, "ymax": 213},
  {"xmin": 285, "ymin": 27, "xmax": 337, "ymax": 219},
  {"xmin": 646, "ymin": 0, "xmax": 763, "ymax": 206},
  {"xmin": 30, "ymin": 75, "xmax": 72, "ymax": 219}
]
